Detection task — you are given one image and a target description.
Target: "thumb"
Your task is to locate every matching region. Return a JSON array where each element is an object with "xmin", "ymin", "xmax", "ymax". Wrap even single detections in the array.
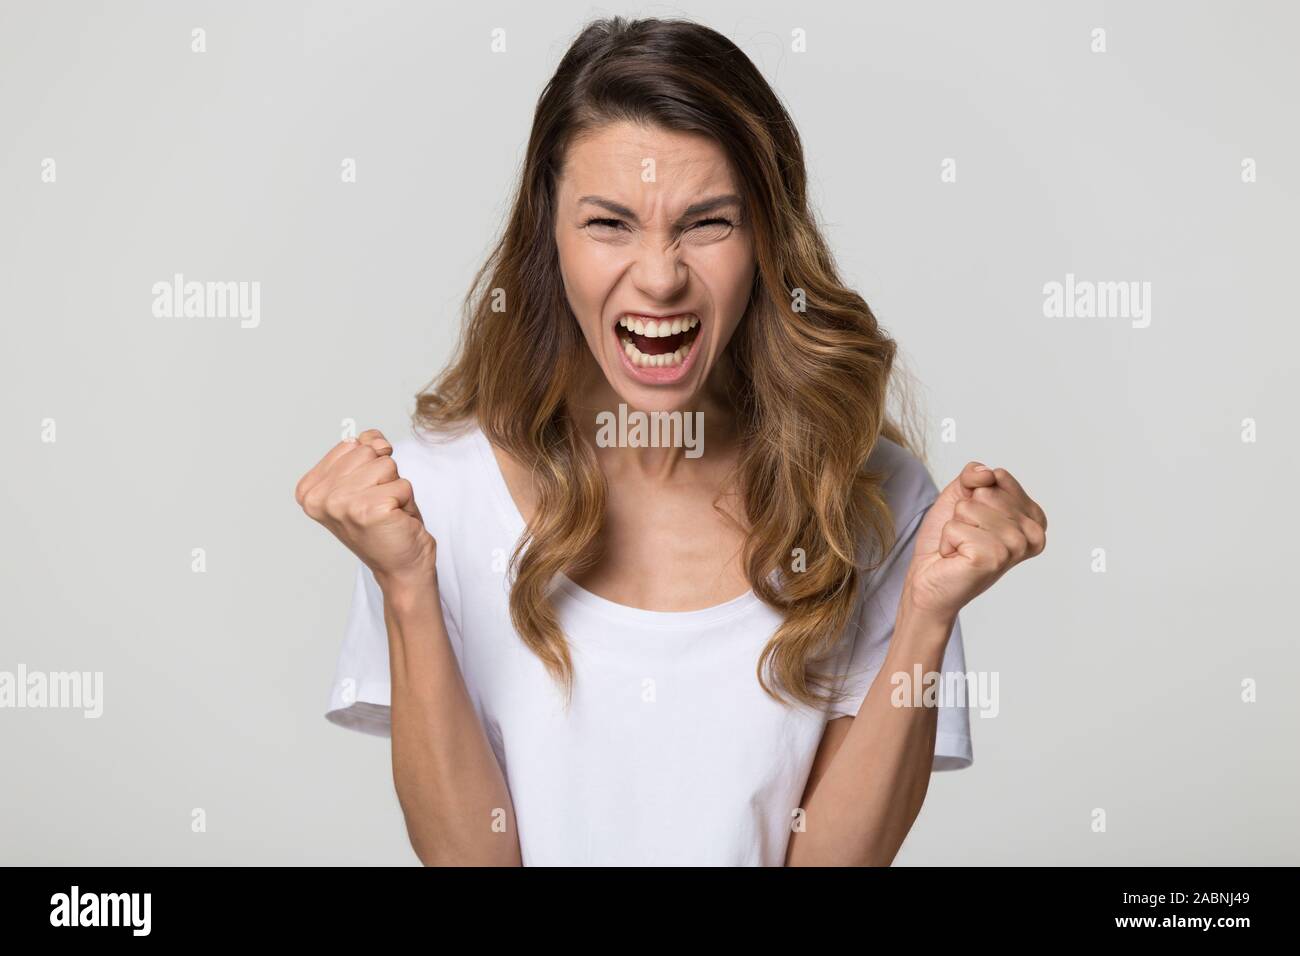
[
  {"xmin": 381, "ymin": 475, "xmax": 422, "ymax": 522},
  {"xmin": 944, "ymin": 460, "xmax": 995, "ymax": 503}
]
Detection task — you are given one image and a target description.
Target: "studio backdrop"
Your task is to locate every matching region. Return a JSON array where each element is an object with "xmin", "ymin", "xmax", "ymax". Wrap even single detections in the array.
[{"xmin": 1, "ymin": 0, "xmax": 1296, "ymax": 864}]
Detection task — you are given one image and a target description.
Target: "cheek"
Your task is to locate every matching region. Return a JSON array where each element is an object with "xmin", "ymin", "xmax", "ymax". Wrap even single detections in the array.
[
  {"xmin": 557, "ymin": 234, "xmax": 617, "ymax": 307},
  {"xmin": 556, "ymin": 234, "xmax": 620, "ymax": 352},
  {"xmin": 690, "ymin": 242, "xmax": 755, "ymax": 332}
]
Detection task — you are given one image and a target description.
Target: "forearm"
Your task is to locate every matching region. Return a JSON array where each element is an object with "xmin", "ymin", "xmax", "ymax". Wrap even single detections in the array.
[
  {"xmin": 379, "ymin": 573, "xmax": 522, "ymax": 866},
  {"xmin": 787, "ymin": 603, "xmax": 954, "ymax": 866}
]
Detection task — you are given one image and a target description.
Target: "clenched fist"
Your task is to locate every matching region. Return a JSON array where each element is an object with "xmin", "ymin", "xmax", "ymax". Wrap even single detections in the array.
[
  {"xmin": 294, "ymin": 429, "xmax": 437, "ymax": 593},
  {"xmin": 902, "ymin": 462, "xmax": 1047, "ymax": 624}
]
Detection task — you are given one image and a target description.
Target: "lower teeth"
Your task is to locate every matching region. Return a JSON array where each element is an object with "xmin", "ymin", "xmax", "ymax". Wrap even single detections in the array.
[
  {"xmin": 618, "ymin": 335, "xmax": 691, "ymax": 369},
  {"xmin": 620, "ymin": 332, "xmax": 693, "ymax": 368}
]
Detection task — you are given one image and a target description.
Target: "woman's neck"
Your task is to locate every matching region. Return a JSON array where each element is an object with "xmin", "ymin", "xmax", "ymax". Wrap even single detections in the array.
[{"xmin": 567, "ymin": 351, "xmax": 741, "ymax": 483}]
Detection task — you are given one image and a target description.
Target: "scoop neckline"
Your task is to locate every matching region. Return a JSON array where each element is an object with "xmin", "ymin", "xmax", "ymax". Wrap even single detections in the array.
[{"xmin": 469, "ymin": 424, "xmax": 764, "ymax": 626}]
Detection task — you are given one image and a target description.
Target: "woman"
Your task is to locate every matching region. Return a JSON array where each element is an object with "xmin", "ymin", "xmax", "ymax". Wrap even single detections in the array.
[{"xmin": 295, "ymin": 16, "xmax": 1046, "ymax": 866}]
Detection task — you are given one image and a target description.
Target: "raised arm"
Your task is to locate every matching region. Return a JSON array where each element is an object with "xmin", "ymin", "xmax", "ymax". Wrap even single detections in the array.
[
  {"xmin": 296, "ymin": 428, "xmax": 521, "ymax": 866},
  {"xmin": 787, "ymin": 460, "xmax": 1047, "ymax": 866}
]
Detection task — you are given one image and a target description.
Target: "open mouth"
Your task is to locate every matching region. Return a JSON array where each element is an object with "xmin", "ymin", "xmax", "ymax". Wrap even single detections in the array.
[{"xmin": 614, "ymin": 313, "xmax": 702, "ymax": 368}]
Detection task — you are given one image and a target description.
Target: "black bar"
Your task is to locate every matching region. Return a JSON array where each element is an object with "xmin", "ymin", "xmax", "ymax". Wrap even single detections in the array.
[{"xmin": 0, "ymin": 866, "xmax": 1287, "ymax": 940}]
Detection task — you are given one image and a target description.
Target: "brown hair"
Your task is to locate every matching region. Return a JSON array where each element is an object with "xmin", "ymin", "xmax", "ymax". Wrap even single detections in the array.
[{"xmin": 414, "ymin": 16, "xmax": 924, "ymax": 711}]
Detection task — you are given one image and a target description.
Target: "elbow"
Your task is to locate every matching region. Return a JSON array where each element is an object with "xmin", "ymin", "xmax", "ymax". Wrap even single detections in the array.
[
  {"xmin": 406, "ymin": 830, "xmax": 441, "ymax": 866},
  {"xmin": 857, "ymin": 845, "xmax": 899, "ymax": 867},
  {"xmin": 786, "ymin": 834, "xmax": 899, "ymax": 867},
  {"xmin": 410, "ymin": 835, "xmax": 443, "ymax": 867},
  {"xmin": 405, "ymin": 825, "xmax": 523, "ymax": 867}
]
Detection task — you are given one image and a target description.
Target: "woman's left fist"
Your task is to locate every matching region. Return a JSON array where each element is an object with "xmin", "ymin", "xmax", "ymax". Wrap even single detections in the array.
[{"xmin": 902, "ymin": 462, "xmax": 1047, "ymax": 622}]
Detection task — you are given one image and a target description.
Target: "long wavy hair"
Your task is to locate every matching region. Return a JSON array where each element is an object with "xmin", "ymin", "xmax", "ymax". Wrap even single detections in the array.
[{"xmin": 414, "ymin": 16, "xmax": 925, "ymax": 712}]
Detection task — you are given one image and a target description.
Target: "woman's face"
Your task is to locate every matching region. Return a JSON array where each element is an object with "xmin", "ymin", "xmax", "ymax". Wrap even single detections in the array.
[{"xmin": 553, "ymin": 121, "xmax": 757, "ymax": 413}]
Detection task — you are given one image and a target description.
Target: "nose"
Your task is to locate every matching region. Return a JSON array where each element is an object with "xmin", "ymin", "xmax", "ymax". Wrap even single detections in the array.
[{"xmin": 629, "ymin": 241, "xmax": 689, "ymax": 303}]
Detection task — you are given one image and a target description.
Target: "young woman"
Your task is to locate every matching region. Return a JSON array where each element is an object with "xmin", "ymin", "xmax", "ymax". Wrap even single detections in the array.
[{"xmin": 295, "ymin": 16, "xmax": 1046, "ymax": 866}]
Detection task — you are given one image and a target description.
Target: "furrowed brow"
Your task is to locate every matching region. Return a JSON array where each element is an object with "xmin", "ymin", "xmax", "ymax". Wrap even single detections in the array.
[
  {"xmin": 578, "ymin": 196, "xmax": 640, "ymax": 221},
  {"xmin": 577, "ymin": 194, "xmax": 743, "ymax": 227},
  {"xmin": 674, "ymin": 195, "xmax": 743, "ymax": 224}
]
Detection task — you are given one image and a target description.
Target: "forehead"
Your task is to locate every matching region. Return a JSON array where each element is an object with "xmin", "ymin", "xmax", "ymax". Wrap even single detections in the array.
[{"xmin": 557, "ymin": 121, "xmax": 737, "ymax": 201}]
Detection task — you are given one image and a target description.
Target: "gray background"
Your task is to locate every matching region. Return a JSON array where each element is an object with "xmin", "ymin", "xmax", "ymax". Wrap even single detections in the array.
[{"xmin": 2, "ymin": 0, "xmax": 1296, "ymax": 865}]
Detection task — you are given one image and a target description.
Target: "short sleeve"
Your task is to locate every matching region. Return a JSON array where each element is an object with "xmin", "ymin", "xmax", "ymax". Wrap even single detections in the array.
[
  {"xmin": 323, "ymin": 560, "xmax": 464, "ymax": 738},
  {"xmin": 824, "ymin": 504, "xmax": 975, "ymax": 772}
]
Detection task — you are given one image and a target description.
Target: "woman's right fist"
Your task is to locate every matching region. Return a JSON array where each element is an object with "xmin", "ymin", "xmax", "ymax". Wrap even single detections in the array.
[{"xmin": 294, "ymin": 429, "xmax": 437, "ymax": 591}]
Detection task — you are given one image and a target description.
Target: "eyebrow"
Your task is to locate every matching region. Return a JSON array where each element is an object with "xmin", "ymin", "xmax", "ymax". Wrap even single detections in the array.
[{"xmin": 576, "ymin": 193, "xmax": 743, "ymax": 226}]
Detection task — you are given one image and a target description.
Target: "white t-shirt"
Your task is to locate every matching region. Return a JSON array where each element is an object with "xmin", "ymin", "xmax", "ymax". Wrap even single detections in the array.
[{"xmin": 324, "ymin": 422, "xmax": 973, "ymax": 866}]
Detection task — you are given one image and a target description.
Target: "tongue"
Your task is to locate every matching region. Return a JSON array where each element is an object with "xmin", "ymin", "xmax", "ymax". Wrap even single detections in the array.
[{"xmin": 634, "ymin": 331, "xmax": 684, "ymax": 355}]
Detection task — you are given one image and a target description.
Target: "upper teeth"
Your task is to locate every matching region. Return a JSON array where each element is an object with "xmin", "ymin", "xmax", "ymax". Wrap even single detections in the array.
[{"xmin": 618, "ymin": 315, "xmax": 699, "ymax": 337}]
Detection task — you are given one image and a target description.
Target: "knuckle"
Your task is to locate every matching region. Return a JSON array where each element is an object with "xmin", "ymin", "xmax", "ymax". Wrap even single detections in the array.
[
  {"xmin": 302, "ymin": 485, "xmax": 327, "ymax": 514},
  {"xmin": 322, "ymin": 494, "xmax": 345, "ymax": 521},
  {"xmin": 1029, "ymin": 523, "xmax": 1047, "ymax": 553}
]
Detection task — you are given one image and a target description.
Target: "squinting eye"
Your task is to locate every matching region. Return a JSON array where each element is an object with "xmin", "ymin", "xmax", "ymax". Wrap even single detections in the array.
[
  {"xmin": 689, "ymin": 217, "xmax": 735, "ymax": 237},
  {"xmin": 584, "ymin": 217, "xmax": 626, "ymax": 232}
]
